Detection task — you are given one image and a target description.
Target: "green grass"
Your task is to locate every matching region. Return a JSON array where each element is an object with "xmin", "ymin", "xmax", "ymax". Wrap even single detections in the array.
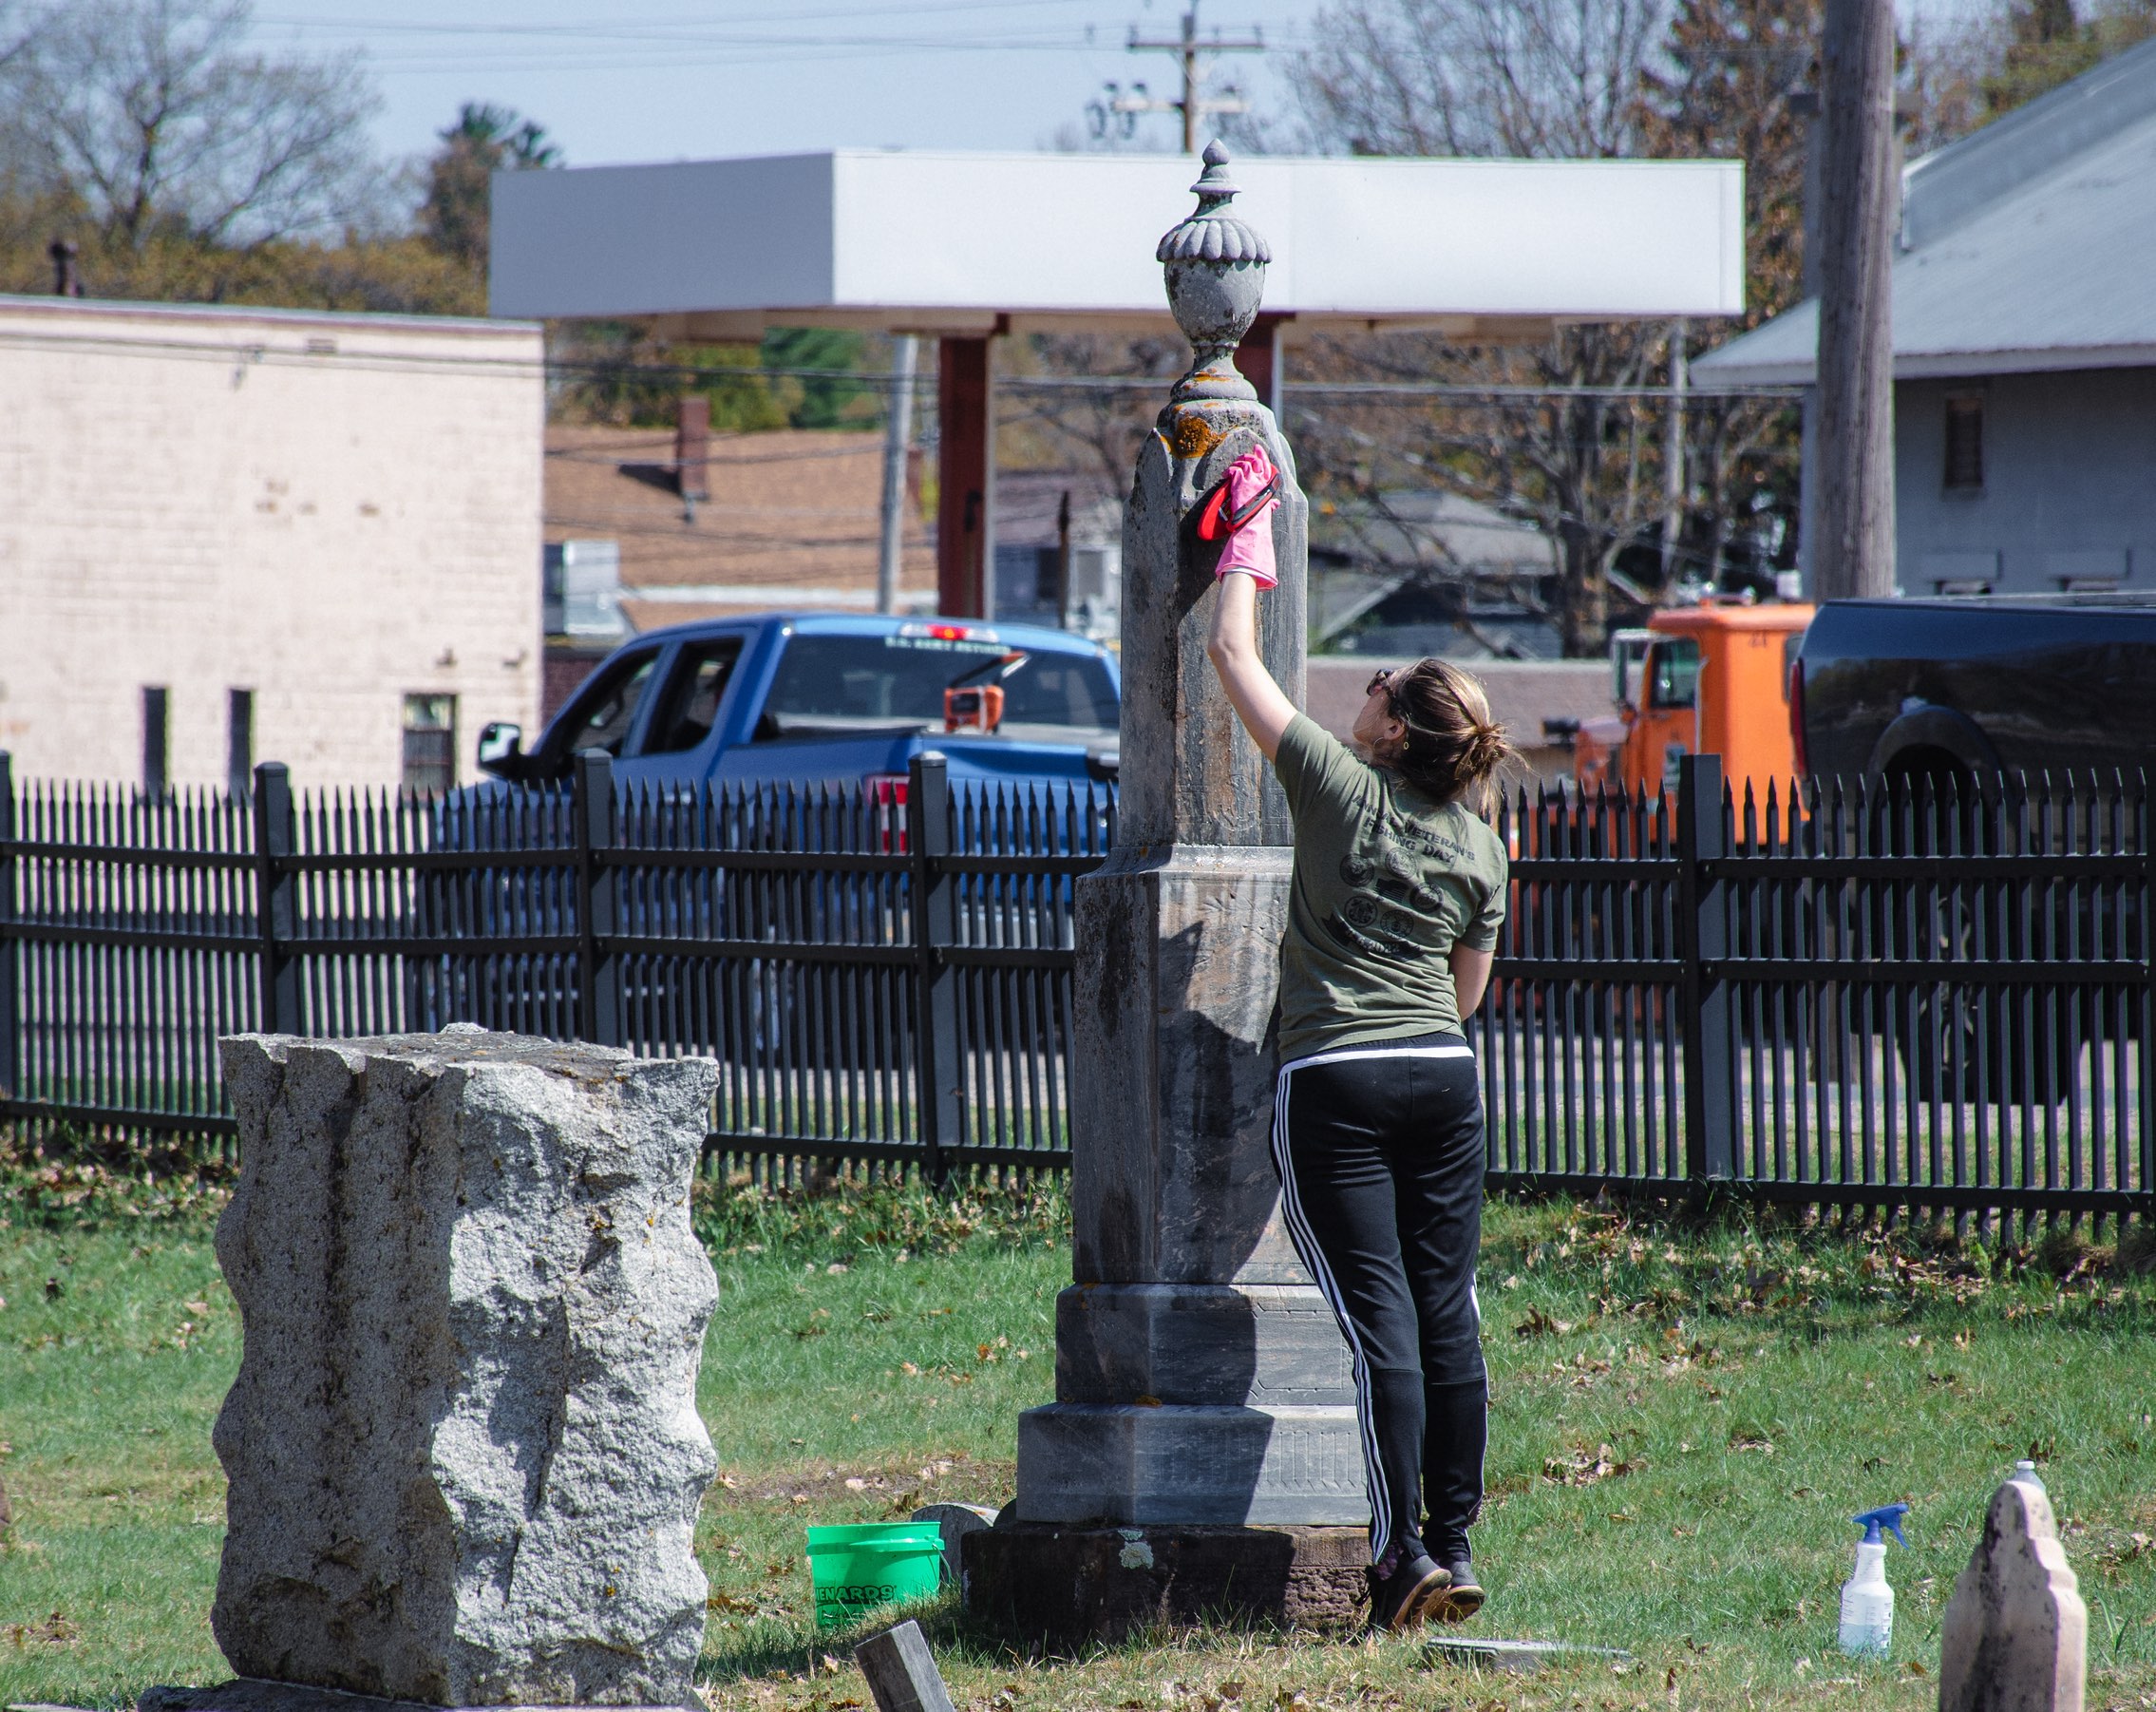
[{"xmin": 5, "ymin": 1156, "xmax": 2156, "ymax": 1712}]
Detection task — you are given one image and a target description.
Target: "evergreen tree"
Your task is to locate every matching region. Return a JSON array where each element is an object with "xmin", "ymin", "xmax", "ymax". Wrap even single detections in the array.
[
  {"xmin": 420, "ymin": 103, "xmax": 560, "ymax": 278},
  {"xmin": 1634, "ymin": 0, "xmax": 1821, "ymax": 324}
]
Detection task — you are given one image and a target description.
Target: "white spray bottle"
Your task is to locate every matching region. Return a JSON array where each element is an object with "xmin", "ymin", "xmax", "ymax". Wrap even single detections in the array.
[{"xmin": 1838, "ymin": 1502, "xmax": 1910, "ymax": 1657}]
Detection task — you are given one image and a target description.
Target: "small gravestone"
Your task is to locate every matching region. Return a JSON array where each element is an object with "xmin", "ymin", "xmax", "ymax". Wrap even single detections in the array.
[
  {"xmin": 853, "ymin": 1621, "xmax": 956, "ymax": 1712},
  {"xmin": 1939, "ymin": 1474, "xmax": 2087, "ymax": 1712},
  {"xmin": 197, "ymin": 1030, "xmax": 721, "ymax": 1710},
  {"xmin": 911, "ymin": 1504, "xmax": 997, "ymax": 1585},
  {"xmin": 1427, "ymin": 1639, "xmax": 1631, "ymax": 1675}
]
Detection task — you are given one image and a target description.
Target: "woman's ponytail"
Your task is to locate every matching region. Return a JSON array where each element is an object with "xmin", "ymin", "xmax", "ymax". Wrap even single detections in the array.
[{"xmin": 1381, "ymin": 659, "xmax": 1519, "ymax": 814}]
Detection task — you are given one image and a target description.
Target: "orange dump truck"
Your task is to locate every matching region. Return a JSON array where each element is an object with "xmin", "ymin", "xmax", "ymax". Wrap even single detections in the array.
[{"xmin": 1572, "ymin": 600, "xmax": 1814, "ymax": 801}]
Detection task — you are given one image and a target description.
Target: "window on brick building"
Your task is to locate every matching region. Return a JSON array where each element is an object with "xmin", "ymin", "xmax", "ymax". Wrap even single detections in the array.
[
  {"xmin": 228, "ymin": 689, "xmax": 255, "ymax": 801},
  {"xmin": 402, "ymin": 694, "xmax": 456, "ymax": 796},
  {"xmin": 1943, "ymin": 394, "xmax": 1984, "ymax": 491},
  {"xmin": 142, "ymin": 686, "xmax": 169, "ymax": 801}
]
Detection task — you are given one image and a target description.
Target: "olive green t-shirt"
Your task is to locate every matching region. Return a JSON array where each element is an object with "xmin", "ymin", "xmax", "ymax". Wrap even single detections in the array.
[{"xmin": 1271, "ymin": 713, "xmax": 1510, "ymax": 1063}]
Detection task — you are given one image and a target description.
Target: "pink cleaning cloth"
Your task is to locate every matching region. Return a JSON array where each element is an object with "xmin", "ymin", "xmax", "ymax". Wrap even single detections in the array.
[{"xmin": 1213, "ymin": 446, "xmax": 1280, "ymax": 588}]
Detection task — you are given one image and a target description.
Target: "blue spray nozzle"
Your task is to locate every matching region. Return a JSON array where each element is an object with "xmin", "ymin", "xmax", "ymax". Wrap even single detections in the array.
[{"xmin": 1853, "ymin": 1502, "xmax": 1911, "ymax": 1547}]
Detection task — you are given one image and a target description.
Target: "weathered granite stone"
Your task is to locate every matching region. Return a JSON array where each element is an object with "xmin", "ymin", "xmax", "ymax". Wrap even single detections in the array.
[
  {"xmin": 1115, "ymin": 402, "xmax": 1307, "ymax": 849},
  {"xmin": 210, "ymin": 1031, "xmax": 719, "ymax": 1709},
  {"xmin": 1054, "ymin": 1284, "xmax": 1352, "ymax": 1406},
  {"xmin": 964, "ymin": 1521, "xmax": 1368, "ymax": 1645},
  {"xmin": 1015, "ymin": 1404, "xmax": 1367, "ymax": 1525},
  {"xmin": 1069, "ymin": 849, "xmax": 1303, "ymax": 1286},
  {"xmin": 1939, "ymin": 1476, "xmax": 2087, "ymax": 1712}
]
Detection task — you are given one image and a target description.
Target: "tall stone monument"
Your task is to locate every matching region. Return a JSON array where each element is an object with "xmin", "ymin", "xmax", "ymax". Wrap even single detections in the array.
[
  {"xmin": 966, "ymin": 145, "xmax": 1368, "ymax": 1643},
  {"xmin": 181, "ymin": 1028, "xmax": 720, "ymax": 1712}
]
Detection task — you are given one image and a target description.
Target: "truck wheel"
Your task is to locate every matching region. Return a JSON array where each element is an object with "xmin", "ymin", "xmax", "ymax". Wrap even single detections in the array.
[{"xmin": 1901, "ymin": 985, "xmax": 2074, "ymax": 1107}]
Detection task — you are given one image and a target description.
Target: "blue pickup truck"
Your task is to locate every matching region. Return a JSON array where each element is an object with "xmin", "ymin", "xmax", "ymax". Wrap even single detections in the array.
[{"xmin": 475, "ymin": 613, "xmax": 1122, "ymax": 793}]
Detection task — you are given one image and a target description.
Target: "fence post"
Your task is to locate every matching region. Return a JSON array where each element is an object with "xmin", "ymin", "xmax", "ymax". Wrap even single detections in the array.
[
  {"xmin": 1678, "ymin": 752, "xmax": 1736, "ymax": 1191},
  {"xmin": 0, "ymin": 753, "xmax": 17, "ymax": 1102},
  {"xmin": 2140, "ymin": 760, "xmax": 2156, "ymax": 1229},
  {"xmin": 908, "ymin": 751, "xmax": 960, "ymax": 1190},
  {"xmin": 574, "ymin": 751, "xmax": 622, "ymax": 1047},
  {"xmin": 252, "ymin": 762, "xmax": 301, "ymax": 1036}
]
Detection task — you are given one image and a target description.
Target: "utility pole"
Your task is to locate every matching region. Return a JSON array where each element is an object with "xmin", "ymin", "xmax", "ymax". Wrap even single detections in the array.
[
  {"xmin": 1660, "ymin": 318, "xmax": 1688, "ymax": 587},
  {"xmin": 1091, "ymin": 1, "xmax": 1265, "ymax": 154},
  {"xmin": 1810, "ymin": 0, "xmax": 1899, "ymax": 600},
  {"xmin": 877, "ymin": 335, "xmax": 918, "ymax": 616}
]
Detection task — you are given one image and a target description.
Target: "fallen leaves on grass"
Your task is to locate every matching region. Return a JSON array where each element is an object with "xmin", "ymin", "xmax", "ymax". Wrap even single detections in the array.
[
  {"xmin": 7, "ymin": 1609, "xmax": 81, "ymax": 1645},
  {"xmin": 1542, "ymin": 1442, "xmax": 1640, "ymax": 1486},
  {"xmin": 1657, "ymin": 1338, "xmax": 1723, "ymax": 1376},
  {"xmin": 1515, "ymin": 1306, "xmax": 1572, "ymax": 1339},
  {"xmin": 1730, "ymin": 1434, "xmax": 1775, "ymax": 1455}
]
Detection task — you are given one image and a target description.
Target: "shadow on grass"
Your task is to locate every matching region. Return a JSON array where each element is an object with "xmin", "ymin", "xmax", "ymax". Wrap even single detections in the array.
[{"xmin": 695, "ymin": 1586, "xmax": 1347, "ymax": 1688}]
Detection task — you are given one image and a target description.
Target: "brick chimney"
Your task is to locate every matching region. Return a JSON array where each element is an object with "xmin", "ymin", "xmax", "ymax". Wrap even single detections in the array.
[
  {"xmin": 47, "ymin": 238, "xmax": 82, "ymax": 297},
  {"xmin": 674, "ymin": 396, "xmax": 710, "ymax": 501}
]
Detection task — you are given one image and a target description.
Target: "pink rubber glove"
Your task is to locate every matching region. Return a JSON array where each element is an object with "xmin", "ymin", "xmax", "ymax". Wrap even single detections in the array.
[{"xmin": 1212, "ymin": 446, "xmax": 1279, "ymax": 589}]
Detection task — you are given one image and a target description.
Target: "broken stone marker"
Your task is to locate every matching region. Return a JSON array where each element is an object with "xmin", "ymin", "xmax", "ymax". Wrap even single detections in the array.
[
  {"xmin": 1939, "ymin": 1473, "xmax": 2087, "ymax": 1712},
  {"xmin": 208, "ymin": 1030, "xmax": 720, "ymax": 1709},
  {"xmin": 852, "ymin": 1620, "xmax": 956, "ymax": 1712}
]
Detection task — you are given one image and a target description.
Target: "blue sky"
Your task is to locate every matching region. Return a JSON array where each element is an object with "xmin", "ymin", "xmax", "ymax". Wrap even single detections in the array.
[{"xmin": 248, "ymin": 0, "xmax": 1321, "ymax": 171}]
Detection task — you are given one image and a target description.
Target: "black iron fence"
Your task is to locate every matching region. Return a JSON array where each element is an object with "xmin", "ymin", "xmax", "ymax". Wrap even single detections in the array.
[
  {"xmin": 1, "ymin": 748, "xmax": 2149, "ymax": 1225},
  {"xmin": 0, "ymin": 751, "xmax": 1110, "ymax": 1184},
  {"xmin": 1484, "ymin": 755, "xmax": 2152, "ymax": 1227}
]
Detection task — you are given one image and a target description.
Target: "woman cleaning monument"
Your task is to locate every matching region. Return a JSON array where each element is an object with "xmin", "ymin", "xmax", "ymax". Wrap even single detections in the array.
[{"xmin": 1203, "ymin": 443, "xmax": 1514, "ymax": 1634}]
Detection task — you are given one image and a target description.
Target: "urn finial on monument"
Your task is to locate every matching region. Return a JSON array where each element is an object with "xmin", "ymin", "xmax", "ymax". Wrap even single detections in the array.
[{"xmin": 1157, "ymin": 141, "xmax": 1271, "ymax": 404}]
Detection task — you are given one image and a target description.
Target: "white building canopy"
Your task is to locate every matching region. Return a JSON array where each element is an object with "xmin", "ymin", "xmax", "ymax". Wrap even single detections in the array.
[
  {"xmin": 491, "ymin": 146, "xmax": 1745, "ymax": 618},
  {"xmin": 491, "ymin": 148, "xmax": 1745, "ymax": 339}
]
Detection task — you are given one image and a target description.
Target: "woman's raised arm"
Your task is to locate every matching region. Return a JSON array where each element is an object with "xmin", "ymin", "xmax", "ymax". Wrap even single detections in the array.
[{"xmin": 1205, "ymin": 571, "xmax": 1298, "ymax": 761}]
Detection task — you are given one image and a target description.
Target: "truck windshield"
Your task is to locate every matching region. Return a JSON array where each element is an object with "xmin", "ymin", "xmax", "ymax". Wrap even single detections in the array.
[
  {"xmin": 762, "ymin": 633, "xmax": 1117, "ymax": 732},
  {"xmin": 1648, "ymin": 639, "xmax": 1701, "ymax": 710}
]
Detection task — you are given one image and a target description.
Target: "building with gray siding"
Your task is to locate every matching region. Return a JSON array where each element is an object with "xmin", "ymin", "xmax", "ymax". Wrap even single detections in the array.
[{"xmin": 1697, "ymin": 37, "xmax": 2156, "ymax": 597}]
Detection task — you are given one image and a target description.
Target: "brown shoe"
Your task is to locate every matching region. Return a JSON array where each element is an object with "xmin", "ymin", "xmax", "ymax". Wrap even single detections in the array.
[
  {"xmin": 1368, "ymin": 1552, "xmax": 1451, "ymax": 1633},
  {"xmin": 1422, "ymin": 1557, "xmax": 1485, "ymax": 1624}
]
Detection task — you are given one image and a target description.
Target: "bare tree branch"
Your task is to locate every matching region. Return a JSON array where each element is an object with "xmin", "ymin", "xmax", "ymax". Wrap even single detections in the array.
[{"xmin": 7, "ymin": 0, "xmax": 381, "ymax": 248}]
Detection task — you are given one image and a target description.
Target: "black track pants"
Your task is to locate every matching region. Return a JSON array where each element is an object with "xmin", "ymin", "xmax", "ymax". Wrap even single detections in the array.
[{"xmin": 1269, "ymin": 1031, "xmax": 1488, "ymax": 1567}]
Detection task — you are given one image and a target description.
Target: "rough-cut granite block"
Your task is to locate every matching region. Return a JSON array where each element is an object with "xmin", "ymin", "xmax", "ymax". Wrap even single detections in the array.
[
  {"xmin": 211, "ymin": 1030, "xmax": 719, "ymax": 1709},
  {"xmin": 1014, "ymin": 1403, "xmax": 1369, "ymax": 1526},
  {"xmin": 1054, "ymin": 1284, "xmax": 1352, "ymax": 1407},
  {"xmin": 1070, "ymin": 849, "xmax": 1305, "ymax": 1287},
  {"xmin": 140, "ymin": 1687, "xmax": 669, "ymax": 1712}
]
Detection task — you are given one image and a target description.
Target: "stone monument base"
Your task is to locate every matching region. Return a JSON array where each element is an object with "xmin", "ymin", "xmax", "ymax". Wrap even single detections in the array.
[
  {"xmin": 962, "ymin": 1522, "xmax": 1368, "ymax": 1645},
  {"xmin": 1015, "ymin": 1402, "xmax": 1367, "ymax": 1524}
]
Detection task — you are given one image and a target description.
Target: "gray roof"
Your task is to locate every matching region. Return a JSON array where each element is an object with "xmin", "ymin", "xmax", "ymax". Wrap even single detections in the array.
[{"xmin": 1695, "ymin": 34, "xmax": 2156, "ymax": 384}]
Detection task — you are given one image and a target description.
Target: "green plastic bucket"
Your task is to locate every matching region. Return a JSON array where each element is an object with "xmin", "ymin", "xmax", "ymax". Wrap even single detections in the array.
[{"xmin": 805, "ymin": 1523, "xmax": 943, "ymax": 1630}]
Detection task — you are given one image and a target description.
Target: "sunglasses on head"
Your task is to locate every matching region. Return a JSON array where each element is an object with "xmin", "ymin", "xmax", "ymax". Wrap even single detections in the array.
[{"xmin": 1365, "ymin": 669, "xmax": 1395, "ymax": 698}]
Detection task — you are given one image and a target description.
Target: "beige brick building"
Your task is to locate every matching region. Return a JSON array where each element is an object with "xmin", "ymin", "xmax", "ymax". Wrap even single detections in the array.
[{"xmin": 0, "ymin": 295, "xmax": 543, "ymax": 792}]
